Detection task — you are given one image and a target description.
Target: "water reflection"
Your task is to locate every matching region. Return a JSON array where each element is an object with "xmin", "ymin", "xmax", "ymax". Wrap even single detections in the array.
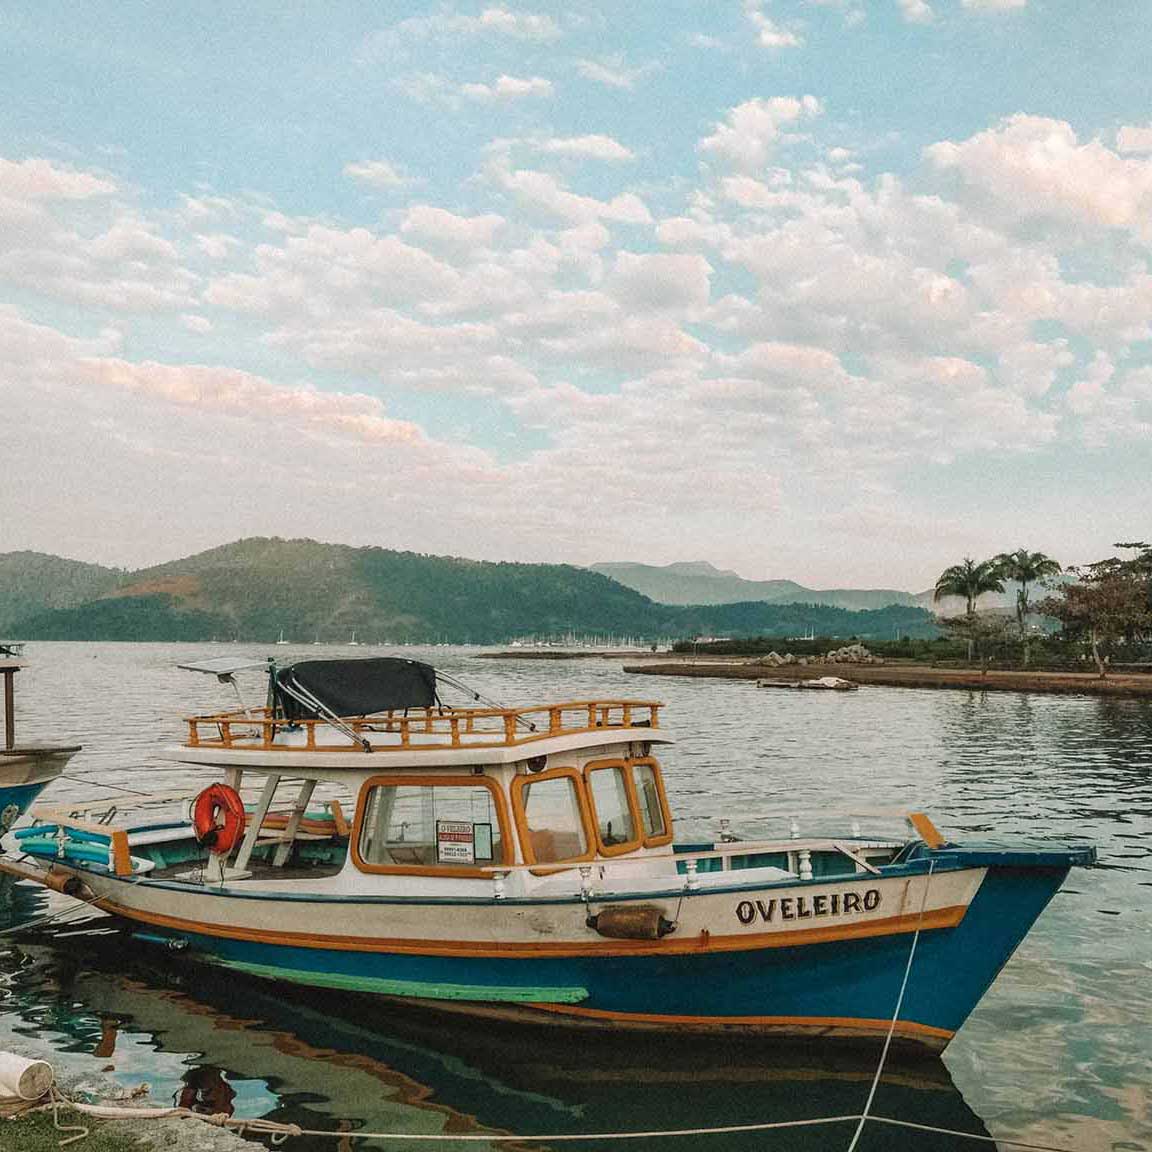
[{"xmin": 2, "ymin": 929, "xmax": 993, "ymax": 1151}]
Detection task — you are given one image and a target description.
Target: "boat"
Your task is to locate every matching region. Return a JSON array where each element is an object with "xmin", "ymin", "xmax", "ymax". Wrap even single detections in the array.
[
  {"xmin": 758, "ymin": 676, "xmax": 859, "ymax": 691},
  {"xmin": 0, "ymin": 655, "xmax": 80, "ymax": 835},
  {"xmin": 0, "ymin": 656, "xmax": 1094, "ymax": 1051},
  {"xmin": 276, "ymin": 630, "xmax": 289, "ymax": 645}
]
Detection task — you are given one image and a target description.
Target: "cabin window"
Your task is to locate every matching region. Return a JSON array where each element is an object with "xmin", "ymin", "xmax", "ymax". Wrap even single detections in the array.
[
  {"xmin": 633, "ymin": 761, "xmax": 667, "ymax": 840},
  {"xmin": 356, "ymin": 779, "xmax": 506, "ymax": 871},
  {"xmin": 585, "ymin": 764, "xmax": 638, "ymax": 854},
  {"xmin": 514, "ymin": 773, "xmax": 591, "ymax": 864}
]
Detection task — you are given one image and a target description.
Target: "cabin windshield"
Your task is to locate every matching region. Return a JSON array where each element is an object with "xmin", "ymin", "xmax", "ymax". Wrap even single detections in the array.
[
  {"xmin": 586, "ymin": 765, "xmax": 636, "ymax": 849},
  {"xmin": 517, "ymin": 774, "xmax": 590, "ymax": 864},
  {"xmin": 358, "ymin": 781, "xmax": 504, "ymax": 869}
]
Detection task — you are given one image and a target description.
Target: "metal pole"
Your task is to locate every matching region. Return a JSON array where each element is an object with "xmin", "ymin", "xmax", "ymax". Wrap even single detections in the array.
[{"xmin": 3, "ymin": 670, "xmax": 14, "ymax": 750}]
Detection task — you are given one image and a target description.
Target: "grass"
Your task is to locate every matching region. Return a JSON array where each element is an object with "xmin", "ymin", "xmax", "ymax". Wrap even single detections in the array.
[{"xmin": 0, "ymin": 1109, "xmax": 141, "ymax": 1151}]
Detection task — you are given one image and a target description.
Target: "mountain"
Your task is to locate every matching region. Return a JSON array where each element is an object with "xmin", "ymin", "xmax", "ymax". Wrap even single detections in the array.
[
  {"xmin": 4, "ymin": 538, "xmax": 939, "ymax": 643},
  {"xmin": 0, "ymin": 551, "xmax": 123, "ymax": 632},
  {"xmin": 591, "ymin": 561, "xmax": 922, "ymax": 611}
]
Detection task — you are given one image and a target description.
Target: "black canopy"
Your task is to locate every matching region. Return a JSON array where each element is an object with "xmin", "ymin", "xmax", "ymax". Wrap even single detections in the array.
[{"xmin": 274, "ymin": 658, "xmax": 437, "ymax": 720}]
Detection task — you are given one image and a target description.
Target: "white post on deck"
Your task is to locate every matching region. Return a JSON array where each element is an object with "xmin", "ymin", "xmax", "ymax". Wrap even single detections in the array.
[
  {"xmin": 231, "ymin": 773, "xmax": 281, "ymax": 876},
  {"xmin": 272, "ymin": 779, "xmax": 317, "ymax": 867}
]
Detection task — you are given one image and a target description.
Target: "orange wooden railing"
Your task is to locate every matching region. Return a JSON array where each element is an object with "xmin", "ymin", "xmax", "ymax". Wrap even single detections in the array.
[{"xmin": 185, "ymin": 700, "xmax": 661, "ymax": 752}]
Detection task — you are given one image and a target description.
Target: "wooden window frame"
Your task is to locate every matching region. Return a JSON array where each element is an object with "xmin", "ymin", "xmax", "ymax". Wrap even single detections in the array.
[
  {"xmin": 628, "ymin": 756, "xmax": 674, "ymax": 849},
  {"xmin": 351, "ymin": 774, "xmax": 513, "ymax": 878},
  {"xmin": 582, "ymin": 758, "xmax": 644, "ymax": 857},
  {"xmin": 510, "ymin": 766, "xmax": 597, "ymax": 868}
]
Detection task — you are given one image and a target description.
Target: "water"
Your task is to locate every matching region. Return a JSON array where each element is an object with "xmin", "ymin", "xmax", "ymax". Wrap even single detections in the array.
[{"xmin": 1, "ymin": 642, "xmax": 1149, "ymax": 1150}]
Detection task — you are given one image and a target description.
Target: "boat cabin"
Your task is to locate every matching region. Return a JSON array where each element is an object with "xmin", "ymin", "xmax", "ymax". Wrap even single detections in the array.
[{"xmin": 18, "ymin": 657, "xmax": 921, "ymax": 903}]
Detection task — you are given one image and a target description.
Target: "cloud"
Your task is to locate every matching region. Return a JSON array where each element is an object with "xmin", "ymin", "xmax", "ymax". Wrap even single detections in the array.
[
  {"xmin": 400, "ymin": 205, "xmax": 505, "ymax": 257},
  {"xmin": 926, "ymin": 115, "xmax": 1152, "ymax": 238},
  {"xmin": 486, "ymin": 159, "xmax": 652, "ymax": 226},
  {"xmin": 344, "ymin": 159, "xmax": 411, "ymax": 188},
  {"xmin": 898, "ymin": 0, "xmax": 934, "ymax": 23},
  {"xmin": 743, "ymin": 0, "xmax": 802, "ymax": 47},
  {"xmin": 0, "ymin": 156, "xmax": 116, "ymax": 200},
  {"xmin": 607, "ymin": 252, "xmax": 712, "ymax": 313},
  {"xmin": 961, "ymin": 0, "xmax": 1026, "ymax": 8},
  {"xmin": 460, "ymin": 75, "xmax": 553, "ymax": 102},
  {"xmin": 534, "ymin": 135, "xmax": 634, "ymax": 162},
  {"xmin": 376, "ymin": 6, "xmax": 560, "ymax": 45},
  {"xmin": 699, "ymin": 97, "xmax": 822, "ymax": 172},
  {"xmin": 1117, "ymin": 124, "xmax": 1152, "ymax": 155},
  {"xmin": 575, "ymin": 56, "xmax": 659, "ymax": 89}
]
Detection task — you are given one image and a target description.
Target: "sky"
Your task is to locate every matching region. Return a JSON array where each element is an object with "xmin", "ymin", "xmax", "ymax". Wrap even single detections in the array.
[{"xmin": 1, "ymin": 1, "xmax": 1149, "ymax": 588}]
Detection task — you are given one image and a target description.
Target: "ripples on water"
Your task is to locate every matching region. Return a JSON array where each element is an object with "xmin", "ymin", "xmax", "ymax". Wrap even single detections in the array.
[{"xmin": 1, "ymin": 643, "xmax": 1149, "ymax": 1150}]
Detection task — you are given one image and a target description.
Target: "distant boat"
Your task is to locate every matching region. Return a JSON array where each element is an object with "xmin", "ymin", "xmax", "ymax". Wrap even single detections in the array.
[
  {"xmin": 758, "ymin": 676, "xmax": 858, "ymax": 691},
  {"xmin": 348, "ymin": 632, "xmax": 359, "ymax": 646},
  {"xmin": 276, "ymin": 630, "xmax": 289, "ymax": 646}
]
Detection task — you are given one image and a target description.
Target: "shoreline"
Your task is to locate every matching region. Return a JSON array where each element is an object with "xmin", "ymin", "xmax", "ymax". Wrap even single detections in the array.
[{"xmin": 622, "ymin": 660, "xmax": 1152, "ymax": 697}]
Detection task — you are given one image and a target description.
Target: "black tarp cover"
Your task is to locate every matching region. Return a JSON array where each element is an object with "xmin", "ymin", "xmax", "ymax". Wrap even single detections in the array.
[{"xmin": 275, "ymin": 658, "xmax": 437, "ymax": 719}]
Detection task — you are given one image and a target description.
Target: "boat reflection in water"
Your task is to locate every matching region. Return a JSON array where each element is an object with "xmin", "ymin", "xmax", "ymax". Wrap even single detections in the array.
[{"xmin": 0, "ymin": 917, "xmax": 994, "ymax": 1152}]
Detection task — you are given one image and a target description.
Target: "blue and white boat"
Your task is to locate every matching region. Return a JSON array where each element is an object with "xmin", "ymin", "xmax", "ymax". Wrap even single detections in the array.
[
  {"xmin": 0, "ymin": 654, "xmax": 79, "ymax": 834},
  {"xmin": 0, "ymin": 656, "xmax": 1093, "ymax": 1051}
]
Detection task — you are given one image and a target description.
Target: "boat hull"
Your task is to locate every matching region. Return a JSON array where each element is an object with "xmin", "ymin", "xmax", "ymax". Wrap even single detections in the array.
[
  {"xmin": 27, "ymin": 848, "xmax": 1086, "ymax": 1050},
  {"xmin": 0, "ymin": 746, "xmax": 77, "ymax": 832}
]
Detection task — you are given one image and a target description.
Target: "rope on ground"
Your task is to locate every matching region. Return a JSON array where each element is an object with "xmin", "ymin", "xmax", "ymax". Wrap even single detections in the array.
[
  {"xmin": 35, "ymin": 1089, "xmax": 1091, "ymax": 1151},
  {"xmin": 844, "ymin": 857, "xmax": 937, "ymax": 1152}
]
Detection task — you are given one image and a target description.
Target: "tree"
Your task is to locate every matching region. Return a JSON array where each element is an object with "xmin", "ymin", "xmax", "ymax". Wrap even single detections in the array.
[
  {"xmin": 933, "ymin": 558, "xmax": 1006, "ymax": 663},
  {"xmin": 993, "ymin": 548, "xmax": 1062, "ymax": 665},
  {"xmin": 1037, "ymin": 543, "xmax": 1152, "ymax": 677}
]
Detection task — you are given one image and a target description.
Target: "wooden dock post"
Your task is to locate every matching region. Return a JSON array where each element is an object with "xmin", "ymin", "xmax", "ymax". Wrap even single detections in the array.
[{"xmin": 1, "ymin": 663, "xmax": 16, "ymax": 750}]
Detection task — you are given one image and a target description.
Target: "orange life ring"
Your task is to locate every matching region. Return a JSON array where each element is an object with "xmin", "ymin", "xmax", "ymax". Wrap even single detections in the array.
[{"xmin": 193, "ymin": 784, "xmax": 246, "ymax": 855}]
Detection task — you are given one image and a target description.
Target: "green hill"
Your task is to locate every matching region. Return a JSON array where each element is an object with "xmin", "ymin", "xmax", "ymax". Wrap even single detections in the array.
[
  {"xmin": 3, "ymin": 538, "xmax": 939, "ymax": 643},
  {"xmin": 0, "ymin": 551, "xmax": 122, "ymax": 632}
]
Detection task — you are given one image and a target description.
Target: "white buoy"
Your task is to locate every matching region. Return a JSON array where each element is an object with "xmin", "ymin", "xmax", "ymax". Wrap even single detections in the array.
[{"xmin": 0, "ymin": 1051, "xmax": 54, "ymax": 1100}]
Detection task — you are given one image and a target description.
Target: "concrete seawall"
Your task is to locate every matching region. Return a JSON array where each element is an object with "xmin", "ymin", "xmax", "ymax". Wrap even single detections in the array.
[{"xmin": 623, "ymin": 661, "xmax": 1152, "ymax": 697}]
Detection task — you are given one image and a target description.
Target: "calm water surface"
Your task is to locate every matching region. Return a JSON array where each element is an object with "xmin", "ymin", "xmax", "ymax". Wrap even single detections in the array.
[{"xmin": 1, "ymin": 643, "xmax": 1149, "ymax": 1150}]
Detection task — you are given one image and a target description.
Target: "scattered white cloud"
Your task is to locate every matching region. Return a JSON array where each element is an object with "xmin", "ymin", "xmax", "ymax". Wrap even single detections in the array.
[
  {"xmin": 744, "ymin": 0, "xmax": 802, "ymax": 47},
  {"xmin": 533, "ymin": 135, "xmax": 634, "ymax": 162},
  {"xmin": 1117, "ymin": 124, "xmax": 1152, "ymax": 155},
  {"xmin": 0, "ymin": 156, "xmax": 116, "ymax": 200},
  {"xmin": 460, "ymin": 75, "xmax": 553, "ymax": 102},
  {"xmin": 575, "ymin": 55, "xmax": 660, "ymax": 89},
  {"xmin": 898, "ymin": 0, "xmax": 934, "ymax": 24},
  {"xmin": 700, "ymin": 97, "xmax": 822, "ymax": 172},
  {"xmin": 344, "ymin": 159, "xmax": 411, "ymax": 188},
  {"xmin": 375, "ymin": 6, "xmax": 560, "ymax": 45},
  {"xmin": 962, "ymin": 0, "xmax": 1026, "ymax": 9},
  {"xmin": 927, "ymin": 115, "xmax": 1152, "ymax": 239}
]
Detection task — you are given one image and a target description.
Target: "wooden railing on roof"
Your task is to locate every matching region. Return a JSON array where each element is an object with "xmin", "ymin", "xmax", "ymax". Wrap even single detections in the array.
[{"xmin": 185, "ymin": 699, "xmax": 661, "ymax": 752}]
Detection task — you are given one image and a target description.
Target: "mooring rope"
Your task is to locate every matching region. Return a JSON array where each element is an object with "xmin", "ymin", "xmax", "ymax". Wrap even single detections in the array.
[
  {"xmin": 37, "ymin": 1090, "xmax": 1091, "ymax": 1150},
  {"xmin": 844, "ymin": 857, "xmax": 937, "ymax": 1152}
]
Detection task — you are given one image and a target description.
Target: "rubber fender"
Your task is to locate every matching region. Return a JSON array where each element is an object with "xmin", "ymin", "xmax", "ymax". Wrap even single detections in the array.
[{"xmin": 586, "ymin": 904, "xmax": 676, "ymax": 940}]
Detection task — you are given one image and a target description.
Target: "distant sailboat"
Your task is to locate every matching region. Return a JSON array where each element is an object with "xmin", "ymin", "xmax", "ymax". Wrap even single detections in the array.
[
  {"xmin": 276, "ymin": 630, "xmax": 289, "ymax": 646},
  {"xmin": 348, "ymin": 632, "xmax": 359, "ymax": 647}
]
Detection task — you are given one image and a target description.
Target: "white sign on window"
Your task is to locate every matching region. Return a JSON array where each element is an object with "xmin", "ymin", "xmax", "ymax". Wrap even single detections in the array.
[{"xmin": 437, "ymin": 820, "xmax": 476, "ymax": 864}]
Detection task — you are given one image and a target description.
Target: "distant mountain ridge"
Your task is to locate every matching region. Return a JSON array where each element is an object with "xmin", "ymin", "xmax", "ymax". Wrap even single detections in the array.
[
  {"xmin": 590, "ymin": 560, "xmax": 931, "ymax": 610},
  {"xmin": 1, "ymin": 538, "xmax": 938, "ymax": 643}
]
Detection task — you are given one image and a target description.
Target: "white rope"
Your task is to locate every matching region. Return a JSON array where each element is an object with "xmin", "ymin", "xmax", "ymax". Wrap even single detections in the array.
[
  {"xmin": 39, "ymin": 1092, "xmax": 1091, "ymax": 1150},
  {"xmin": 844, "ymin": 858, "xmax": 936, "ymax": 1152}
]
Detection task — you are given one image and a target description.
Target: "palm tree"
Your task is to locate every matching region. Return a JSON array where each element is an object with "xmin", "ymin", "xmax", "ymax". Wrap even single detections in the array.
[
  {"xmin": 994, "ymin": 549, "xmax": 1062, "ymax": 665},
  {"xmin": 934, "ymin": 558, "xmax": 1006, "ymax": 663}
]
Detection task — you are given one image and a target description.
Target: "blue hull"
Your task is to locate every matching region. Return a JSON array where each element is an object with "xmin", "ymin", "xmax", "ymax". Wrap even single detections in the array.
[
  {"xmin": 134, "ymin": 857, "xmax": 1076, "ymax": 1047},
  {"xmin": 0, "ymin": 782, "xmax": 49, "ymax": 833}
]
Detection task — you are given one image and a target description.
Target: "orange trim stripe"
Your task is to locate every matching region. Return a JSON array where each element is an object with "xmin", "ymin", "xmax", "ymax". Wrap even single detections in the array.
[
  {"xmin": 523, "ymin": 1003, "xmax": 955, "ymax": 1041},
  {"xmin": 91, "ymin": 898, "xmax": 967, "ymax": 959}
]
